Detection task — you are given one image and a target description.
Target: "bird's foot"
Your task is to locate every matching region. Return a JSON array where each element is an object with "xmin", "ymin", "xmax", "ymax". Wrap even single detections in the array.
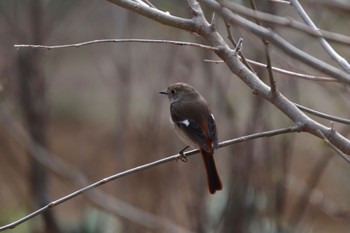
[{"xmin": 176, "ymin": 146, "xmax": 189, "ymax": 162}]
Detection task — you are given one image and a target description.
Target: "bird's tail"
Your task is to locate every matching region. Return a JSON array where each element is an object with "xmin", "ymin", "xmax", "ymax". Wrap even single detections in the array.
[{"xmin": 200, "ymin": 149, "xmax": 222, "ymax": 194}]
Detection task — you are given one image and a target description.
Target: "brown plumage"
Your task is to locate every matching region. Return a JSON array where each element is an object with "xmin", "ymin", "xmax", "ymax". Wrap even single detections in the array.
[{"xmin": 160, "ymin": 82, "xmax": 222, "ymax": 194}]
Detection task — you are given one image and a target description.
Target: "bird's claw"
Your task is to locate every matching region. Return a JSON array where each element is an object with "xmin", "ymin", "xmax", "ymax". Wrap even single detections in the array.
[
  {"xmin": 176, "ymin": 146, "xmax": 189, "ymax": 163},
  {"xmin": 177, "ymin": 152, "xmax": 188, "ymax": 162}
]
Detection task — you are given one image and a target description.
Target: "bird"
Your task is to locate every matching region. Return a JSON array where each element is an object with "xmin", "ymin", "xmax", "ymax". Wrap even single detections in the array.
[{"xmin": 160, "ymin": 82, "xmax": 222, "ymax": 194}]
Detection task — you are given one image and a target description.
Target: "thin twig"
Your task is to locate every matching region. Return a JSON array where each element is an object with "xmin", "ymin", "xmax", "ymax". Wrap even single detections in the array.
[
  {"xmin": 210, "ymin": 12, "xmax": 216, "ymax": 27},
  {"xmin": 201, "ymin": 0, "xmax": 350, "ymax": 84},
  {"xmin": 103, "ymin": 0, "xmax": 350, "ymax": 153},
  {"xmin": 264, "ymin": 42, "xmax": 277, "ymax": 94},
  {"xmin": 218, "ymin": 0, "xmax": 350, "ymax": 46},
  {"xmin": 204, "ymin": 59, "xmax": 337, "ymax": 82},
  {"xmin": 295, "ymin": 103, "xmax": 350, "ymax": 125},
  {"xmin": 0, "ymin": 125, "xmax": 301, "ymax": 231},
  {"xmin": 290, "ymin": 0, "xmax": 350, "ymax": 74},
  {"xmin": 14, "ymin": 39, "xmax": 219, "ymax": 51},
  {"xmin": 233, "ymin": 38, "xmax": 243, "ymax": 55},
  {"xmin": 318, "ymin": 130, "xmax": 350, "ymax": 163},
  {"xmin": 0, "ymin": 155, "xmax": 184, "ymax": 231},
  {"xmin": 249, "ymin": 0, "xmax": 277, "ymax": 95},
  {"xmin": 219, "ymin": 125, "xmax": 302, "ymax": 148},
  {"xmin": 223, "ymin": 20, "xmax": 255, "ymax": 72},
  {"xmin": 270, "ymin": 0, "xmax": 290, "ymax": 3},
  {"xmin": 0, "ymin": 107, "xmax": 195, "ymax": 233}
]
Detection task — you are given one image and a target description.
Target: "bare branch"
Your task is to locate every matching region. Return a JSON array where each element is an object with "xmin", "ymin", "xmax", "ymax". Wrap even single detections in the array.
[
  {"xmin": 233, "ymin": 37, "xmax": 243, "ymax": 55},
  {"xmin": 290, "ymin": 0, "xmax": 350, "ymax": 73},
  {"xmin": 264, "ymin": 41, "xmax": 278, "ymax": 95},
  {"xmin": 204, "ymin": 59, "xmax": 337, "ymax": 82},
  {"xmin": 14, "ymin": 39, "xmax": 219, "ymax": 51},
  {"xmin": 12, "ymin": 0, "xmax": 349, "ymax": 181},
  {"xmin": 107, "ymin": 0, "xmax": 196, "ymax": 32},
  {"xmin": 0, "ymin": 120, "xmax": 301, "ymax": 231},
  {"xmin": 270, "ymin": 0, "xmax": 290, "ymax": 3},
  {"xmin": 295, "ymin": 103, "xmax": 350, "ymax": 125},
  {"xmin": 219, "ymin": 125, "xmax": 302, "ymax": 148},
  {"xmin": 210, "ymin": 12, "xmax": 216, "ymax": 28},
  {"xmin": 223, "ymin": 21, "xmax": 255, "ymax": 72},
  {"xmin": 248, "ymin": 0, "xmax": 277, "ymax": 95},
  {"xmin": 200, "ymin": 0, "xmax": 350, "ymax": 84},
  {"xmin": 0, "ymin": 107, "xmax": 195, "ymax": 233},
  {"xmin": 219, "ymin": 0, "xmax": 350, "ymax": 46},
  {"xmin": 4, "ymin": 1, "xmax": 350, "ymax": 232},
  {"xmin": 318, "ymin": 130, "xmax": 350, "ymax": 163},
  {"xmin": 104, "ymin": 0, "xmax": 350, "ymax": 154}
]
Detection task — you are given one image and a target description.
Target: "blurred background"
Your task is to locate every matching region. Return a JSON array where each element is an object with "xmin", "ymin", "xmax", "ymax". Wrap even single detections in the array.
[{"xmin": 0, "ymin": 0, "xmax": 349, "ymax": 232}]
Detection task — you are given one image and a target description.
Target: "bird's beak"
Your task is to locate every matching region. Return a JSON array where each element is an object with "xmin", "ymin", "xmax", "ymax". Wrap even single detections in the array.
[{"xmin": 159, "ymin": 90, "xmax": 168, "ymax": 95}]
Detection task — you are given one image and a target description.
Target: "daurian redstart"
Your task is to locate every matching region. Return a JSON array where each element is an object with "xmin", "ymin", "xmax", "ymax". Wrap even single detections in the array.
[{"xmin": 160, "ymin": 82, "xmax": 222, "ymax": 194}]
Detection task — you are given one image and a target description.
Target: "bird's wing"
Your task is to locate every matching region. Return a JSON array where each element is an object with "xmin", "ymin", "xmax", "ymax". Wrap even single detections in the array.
[{"xmin": 170, "ymin": 102, "xmax": 211, "ymax": 152}]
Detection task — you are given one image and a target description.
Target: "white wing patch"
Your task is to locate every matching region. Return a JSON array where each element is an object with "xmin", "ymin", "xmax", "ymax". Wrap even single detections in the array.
[
  {"xmin": 210, "ymin": 114, "xmax": 215, "ymax": 121},
  {"xmin": 180, "ymin": 119, "xmax": 190, "ymax": 127}
]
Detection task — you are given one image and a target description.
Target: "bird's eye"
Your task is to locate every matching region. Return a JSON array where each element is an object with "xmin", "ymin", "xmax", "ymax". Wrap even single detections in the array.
[{"xmin": 170, "ymin": 89, "xmax": 176, "ymax": 95}]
